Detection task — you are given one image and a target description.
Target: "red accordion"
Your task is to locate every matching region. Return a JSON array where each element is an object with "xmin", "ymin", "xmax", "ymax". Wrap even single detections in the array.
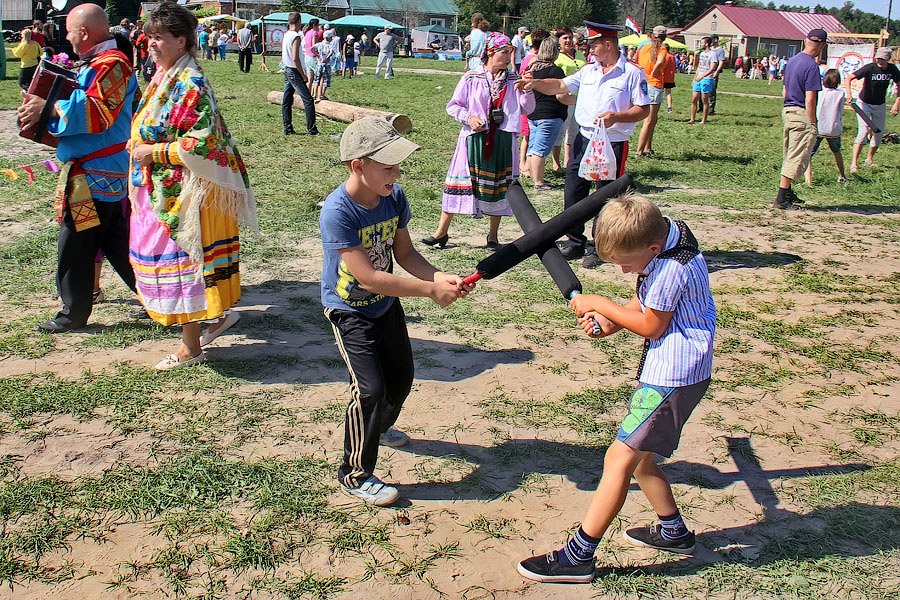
[{"xmin": 18, "ymin": 59, "xmax": 78, "ymax": 148}]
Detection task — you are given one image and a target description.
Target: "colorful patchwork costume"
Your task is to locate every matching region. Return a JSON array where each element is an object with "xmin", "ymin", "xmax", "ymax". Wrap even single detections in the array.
[
  {"xmin": 45, "ymin": 38, "xmax": 138, "ymax": 330},
  {"xmin": 128, "ymin": 53, "xmax": 256, "ymax": 326}
]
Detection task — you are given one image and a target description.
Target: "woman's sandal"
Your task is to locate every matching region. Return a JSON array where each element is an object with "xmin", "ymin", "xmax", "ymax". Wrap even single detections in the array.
[{"xmin": 154, "ymin": 352, "xmax": 207, "ymax": 371}]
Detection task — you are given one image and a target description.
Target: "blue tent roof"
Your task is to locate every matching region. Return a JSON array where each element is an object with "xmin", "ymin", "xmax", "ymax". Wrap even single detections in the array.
[{"xmin": 328, "ymin": 15, "xmax": 406, "ymax": 32}]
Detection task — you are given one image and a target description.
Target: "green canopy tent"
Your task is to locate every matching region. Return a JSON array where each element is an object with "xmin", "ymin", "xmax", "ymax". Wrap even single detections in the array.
[{"xmin": 327, "ymin": 15, "xmax": 406, "ymax": 33}]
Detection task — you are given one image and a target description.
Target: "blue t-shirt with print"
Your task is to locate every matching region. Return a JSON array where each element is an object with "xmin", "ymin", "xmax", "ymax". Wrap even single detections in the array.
[{"xmin": 320, "ymin": 182, "xmax": 411, "ymax": 318}]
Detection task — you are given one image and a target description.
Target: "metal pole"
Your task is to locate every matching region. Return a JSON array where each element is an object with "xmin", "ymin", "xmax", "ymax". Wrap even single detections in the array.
[
  {"xmin": 642, "ymin": 0, "xmax": 648, "ymax": 33},
  {"xmin": 886, "ymin": 0, "xmax": 892, "ymax": 43}
]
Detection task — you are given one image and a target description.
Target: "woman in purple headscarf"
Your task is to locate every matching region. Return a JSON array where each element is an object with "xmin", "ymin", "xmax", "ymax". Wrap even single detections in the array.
[{"xmin": 422, "ymin": 32, "xmax": 535, "ymax": 250}]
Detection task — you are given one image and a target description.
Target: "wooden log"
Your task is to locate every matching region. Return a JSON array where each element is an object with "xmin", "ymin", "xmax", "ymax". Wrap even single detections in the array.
[{"xmin": 266, "ymin": 91, "xmax": 412, "ymax": 134}]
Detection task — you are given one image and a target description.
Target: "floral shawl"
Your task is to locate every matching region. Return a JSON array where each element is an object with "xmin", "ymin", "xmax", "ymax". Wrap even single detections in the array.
[{"xmin": 130, "ymin": 53, "xmax": 256, "ymax": 271}]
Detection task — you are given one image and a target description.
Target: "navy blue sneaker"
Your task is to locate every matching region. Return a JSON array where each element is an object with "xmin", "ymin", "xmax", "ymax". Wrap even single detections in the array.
[
  {"xmin": 622, "ymin": 524, "xmax": 696, "ymax": 554},
  {"xmin": 517, "ymin": 551, "xmax": 595, "ymax": 583}
]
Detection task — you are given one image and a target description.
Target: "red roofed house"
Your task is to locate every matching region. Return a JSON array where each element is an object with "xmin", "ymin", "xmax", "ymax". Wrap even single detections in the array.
[{"xmin": 680, "ymin": 4, "xmax": 851, "ymax": 62}]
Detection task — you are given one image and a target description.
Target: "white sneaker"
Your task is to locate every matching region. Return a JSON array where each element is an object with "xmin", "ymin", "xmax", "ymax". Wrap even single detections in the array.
[
  {"xmin": 340, "ymin": 475, "xmax": 399, "ymax": 506},
  {"xmin": 379, "ymin": 427, "xmax": 409, "ymax": 447}
]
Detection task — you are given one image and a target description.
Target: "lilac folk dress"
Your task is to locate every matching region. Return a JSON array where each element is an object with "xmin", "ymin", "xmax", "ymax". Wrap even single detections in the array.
[{"xmin": 442, "ymin": 65, "xmax": 535, "ymax": 217}]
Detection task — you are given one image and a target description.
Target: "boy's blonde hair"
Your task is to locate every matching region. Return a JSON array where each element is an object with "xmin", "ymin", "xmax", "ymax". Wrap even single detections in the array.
[{"xmin": 594, "ymin": 192, "xmax": 668, "ymax": 261}]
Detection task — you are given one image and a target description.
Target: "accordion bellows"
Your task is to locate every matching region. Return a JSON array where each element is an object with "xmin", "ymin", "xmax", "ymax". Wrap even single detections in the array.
[{"xmin": 18, "ymin": 59, "xmax": 78, "ymax": 148}]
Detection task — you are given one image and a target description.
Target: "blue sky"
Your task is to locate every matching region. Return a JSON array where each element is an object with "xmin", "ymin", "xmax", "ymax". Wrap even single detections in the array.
[{"xmin": 792, "ymin": 1, "xmax": 897, "ymax": 19}]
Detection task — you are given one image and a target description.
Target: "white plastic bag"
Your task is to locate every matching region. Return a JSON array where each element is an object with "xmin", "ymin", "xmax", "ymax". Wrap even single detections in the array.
[{"xmin": 578, "ymin": 121, "xmax": 616, "ymax": 181}]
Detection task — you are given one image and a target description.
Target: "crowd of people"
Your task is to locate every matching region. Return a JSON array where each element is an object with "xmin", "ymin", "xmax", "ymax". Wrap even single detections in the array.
[{"xmin": 8, "ymin": 0, "xmax": 900, "ymax": 586}]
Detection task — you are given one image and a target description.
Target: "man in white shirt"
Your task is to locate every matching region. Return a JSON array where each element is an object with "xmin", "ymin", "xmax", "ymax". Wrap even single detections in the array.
[
  {"xmin": 237, "ymin": 23, "xmax": 253, "ymax": 73},
  {"xmin": 517, "ymin": 21, "xmax": 650, "ymax": 266},
  {"xmin": 281, "ymin": 12, "xmax": 319, "ymax": 136},
  {"xmin": 512, "ymin": 26, "xmax": 528, "ymax": 72}
]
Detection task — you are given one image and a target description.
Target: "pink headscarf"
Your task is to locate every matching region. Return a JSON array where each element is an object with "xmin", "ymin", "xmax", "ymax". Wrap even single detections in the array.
[{"xmin": 481, "ymin": 32, "xmax": 512, "ymax": 62}]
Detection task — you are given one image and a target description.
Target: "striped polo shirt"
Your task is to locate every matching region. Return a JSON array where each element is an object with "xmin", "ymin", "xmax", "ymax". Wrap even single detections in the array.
[{"xmin": 637, "ymin": 218, "xmax": 715, "ymax": 387}]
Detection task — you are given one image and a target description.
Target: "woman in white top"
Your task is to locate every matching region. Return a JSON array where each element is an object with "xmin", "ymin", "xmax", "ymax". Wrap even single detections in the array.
[{"xmin": 217, "ymin": 30, "xmax": 229, "ymax": 61}]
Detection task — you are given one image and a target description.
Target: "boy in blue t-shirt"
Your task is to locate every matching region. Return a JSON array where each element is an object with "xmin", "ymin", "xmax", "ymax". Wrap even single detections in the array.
[
  {"xmin": 518, "ymin": 194, "xmax": 716, "ymax": 583},
  {"xmin": 320, "ymin": 117, "xmax": 474, "ymax": 507}
]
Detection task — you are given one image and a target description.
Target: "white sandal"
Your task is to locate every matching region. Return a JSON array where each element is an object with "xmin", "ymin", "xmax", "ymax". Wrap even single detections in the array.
[
  {"xmin": 154, "ymin": 352, "xmax": 207, "ymax": 371},
  {"xmin": 199, "ymin": 312, "xmax": 241, "ymax": 347}
]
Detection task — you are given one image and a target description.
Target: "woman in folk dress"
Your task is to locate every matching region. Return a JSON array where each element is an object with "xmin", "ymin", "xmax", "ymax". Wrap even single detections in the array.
[
  {"xmin": 128, "ymin": 3, "xmax": 256, "ymax": 370},
  {"xmin": 423, "ymin": 32, "xmax": 535, "ymax": 250}
]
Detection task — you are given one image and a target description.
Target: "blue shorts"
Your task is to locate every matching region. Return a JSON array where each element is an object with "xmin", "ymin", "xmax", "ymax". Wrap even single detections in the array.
[
  {"xmin": 811, "ymin": 136, "xmax": 841, "ymax": 155},
  {"xmin": 304, "ymin": 55, "xmax": 318, "ymax": 74},
  {"xmin": 647, "ymin": 85, "xmax": 664, "ymax": 105},
  {"xmin": 526, "ymin": 117, "xmax": 565, "ymax": 158},
  {"xmin": 616, "ymin": 379, "xmax": 709, "ymax": 457},
  {"xmin": 692, "ymin": 78, "xmax": 714, "ymax": 94},
  {"xmin": 345, "ymin": 57, "xmax": 356, "ymax": 70}
]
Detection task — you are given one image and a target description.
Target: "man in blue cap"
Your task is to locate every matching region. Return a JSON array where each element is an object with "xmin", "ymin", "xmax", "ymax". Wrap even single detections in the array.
[
  {"xmin": 517, "ymin": 22, "xmax": 649, "ymax": 267},
  {"xmin": 776, "ymin": 28, "xmax": 826, "ymax": 209}
]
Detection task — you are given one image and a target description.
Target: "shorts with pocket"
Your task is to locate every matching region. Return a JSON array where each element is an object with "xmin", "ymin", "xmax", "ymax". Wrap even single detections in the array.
[
  {"xmin": 647, "ymin": 85, "xmax": 664, "ymax": 105},
  {"xmin": 616, "ymin": 379, "xmax": 710, "ymax": 457}
]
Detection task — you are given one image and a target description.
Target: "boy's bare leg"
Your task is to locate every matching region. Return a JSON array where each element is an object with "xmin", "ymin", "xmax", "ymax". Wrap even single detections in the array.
[
  {"xmin": 833, "ymin": 150, "xmax": 845, "ymax": 178},
  {"xmin": 581, "ymin": 440, "xmax": 647, "ymax": 538},
  {"xmin": 632, "ymin": 453, "xmax": 678, "ymax": 517}
]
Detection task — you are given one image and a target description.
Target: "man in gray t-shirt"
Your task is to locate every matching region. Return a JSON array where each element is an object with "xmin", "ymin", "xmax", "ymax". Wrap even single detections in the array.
[
  {"xmin": 237, "ymin": 24, "xmax": 253, "ymax": 73},
  {"xmin": 709, "ymin": 35, "xmax": 726, "ymax": 114},
  {"xmin": 374, "ymin": 26, "xmax": 397, "ymax": 79}
]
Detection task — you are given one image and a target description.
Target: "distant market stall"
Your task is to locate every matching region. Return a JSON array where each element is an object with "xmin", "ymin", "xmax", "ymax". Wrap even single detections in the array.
[
  {"xmin": 200, "ymin": 15, "xmax": 248, "ymax": 28},
  {"xmin": 250, "ymin": 12, "xmax": 330, "ymax": 55},
  {"xmin": 411, "ymin": 24, "xmax": 462, "ymax": 59}
]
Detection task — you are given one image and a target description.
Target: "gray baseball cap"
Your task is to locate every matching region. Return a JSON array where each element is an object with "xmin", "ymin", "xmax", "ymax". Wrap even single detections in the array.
[
  {"xmin": 875, "ymin": 46, "xmax": 892, "ymax": 60},
  {"xmin": 340, "ymin": 116, "xmax": 420, "ymax": 164}
]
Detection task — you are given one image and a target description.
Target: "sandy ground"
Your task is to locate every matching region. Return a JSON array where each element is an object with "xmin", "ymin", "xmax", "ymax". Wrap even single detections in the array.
[{"xmin": 0, "ymin": 112, "xmax": 898, "ymax": 599}]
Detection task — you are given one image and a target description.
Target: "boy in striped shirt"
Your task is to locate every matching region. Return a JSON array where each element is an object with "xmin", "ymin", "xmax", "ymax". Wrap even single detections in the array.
[{"xmin": 518, "ymin": 193, "xmax": 715, "ymax": 584}]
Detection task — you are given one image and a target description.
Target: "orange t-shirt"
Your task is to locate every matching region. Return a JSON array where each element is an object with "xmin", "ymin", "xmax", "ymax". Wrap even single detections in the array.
[
  {"xmin": 636, "ymin": 42, "xmax": 668, "ymax": 89},
  {"xmin": 663, "ymin": 53, "xmax": 676, "ymax": 84}
]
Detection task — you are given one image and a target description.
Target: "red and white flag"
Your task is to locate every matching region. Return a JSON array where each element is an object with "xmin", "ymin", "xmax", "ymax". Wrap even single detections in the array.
[{"xmin": 625, "ymin": 15, "xmax": 641, "ymax": 35}]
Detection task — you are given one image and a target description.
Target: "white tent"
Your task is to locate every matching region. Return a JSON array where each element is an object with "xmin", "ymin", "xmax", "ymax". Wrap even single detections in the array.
[{"xmin": 411, "ymin": 24, "xmax": 460, "ymax": 52}]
